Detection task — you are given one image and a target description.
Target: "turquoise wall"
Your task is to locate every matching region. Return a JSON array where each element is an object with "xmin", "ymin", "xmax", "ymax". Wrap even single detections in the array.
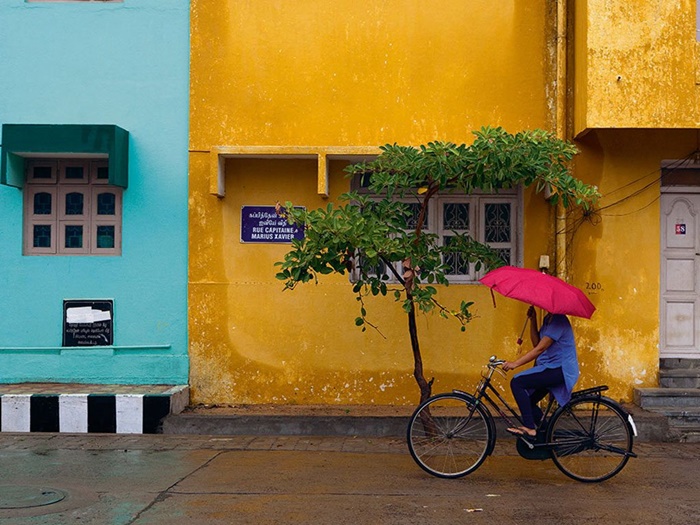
[{"xmin": 0, "ymin": 1, "xmax": 190, "ymax": 384}]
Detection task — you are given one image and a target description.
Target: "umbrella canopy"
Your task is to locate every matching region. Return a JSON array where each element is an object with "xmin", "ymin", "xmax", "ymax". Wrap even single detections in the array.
[{"xmin": 479, "ymin": 266, "xmax": 596, "ymax": 319}]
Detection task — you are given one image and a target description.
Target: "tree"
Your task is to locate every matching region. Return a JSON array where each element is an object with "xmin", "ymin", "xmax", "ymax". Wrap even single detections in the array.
[{"xmin": 275, "ymin": 126, "xmax": 599, "ymax": 404}]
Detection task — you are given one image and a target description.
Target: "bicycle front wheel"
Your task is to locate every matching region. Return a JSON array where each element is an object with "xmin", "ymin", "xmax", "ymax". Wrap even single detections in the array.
[
  {"xmin": 548, "ymin": 396, "xmax": 633, "ymax": 482},
  {"xmin": 407, "ymin": 393, "xmax": 492, "ymax": 478}
]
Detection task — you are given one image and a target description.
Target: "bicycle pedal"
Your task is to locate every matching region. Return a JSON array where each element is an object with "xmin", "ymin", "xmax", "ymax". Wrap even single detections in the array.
[{"xmin": 519, "ymin": 436, "xmax": 535, "ymax": 450}]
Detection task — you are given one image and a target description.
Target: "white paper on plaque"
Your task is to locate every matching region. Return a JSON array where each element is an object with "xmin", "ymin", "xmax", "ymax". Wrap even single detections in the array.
[{"xmin": 66, "ymin": 307, "xmax": 112, "ymax": 324}]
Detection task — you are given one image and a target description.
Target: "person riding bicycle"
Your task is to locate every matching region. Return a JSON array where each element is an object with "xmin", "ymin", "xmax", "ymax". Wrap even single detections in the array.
[{"xmin": 502, "ymin": 305, "xmax": 580, "ymax": 439}]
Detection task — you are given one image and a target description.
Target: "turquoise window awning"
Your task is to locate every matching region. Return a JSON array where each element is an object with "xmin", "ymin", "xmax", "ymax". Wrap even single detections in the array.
[{"xmin": 1, "ymin": 124, "xmax": 129, "ymax": 188}]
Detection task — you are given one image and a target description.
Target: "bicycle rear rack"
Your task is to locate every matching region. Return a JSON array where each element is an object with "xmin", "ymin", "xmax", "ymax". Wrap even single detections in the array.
[{"xmin": 571, "ymin": 385, "xmax": 608, "ymax": 399}]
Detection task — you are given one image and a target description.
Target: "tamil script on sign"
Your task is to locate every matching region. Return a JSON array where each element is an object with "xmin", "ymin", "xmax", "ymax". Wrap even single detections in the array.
[{"xmin": 240, "ymin": 205, "xmax": 305, "ymax": 243}]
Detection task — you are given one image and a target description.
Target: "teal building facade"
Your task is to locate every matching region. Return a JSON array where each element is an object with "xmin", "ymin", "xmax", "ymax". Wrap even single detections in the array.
[{"xmin": 0, "ymin": 0, "xmax": 190, "ymax": 385}]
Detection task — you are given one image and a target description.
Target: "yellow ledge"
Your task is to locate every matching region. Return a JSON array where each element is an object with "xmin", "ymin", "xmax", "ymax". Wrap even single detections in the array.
[{"xmin": 209, "ymin": 145, "xmax": 380, "ymax": 198}]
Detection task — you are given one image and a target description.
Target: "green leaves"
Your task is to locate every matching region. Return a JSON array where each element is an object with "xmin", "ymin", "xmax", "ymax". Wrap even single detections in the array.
[
  {"xmin": 276, "ymin": 127, "xmax": 599, "ymax": 333},
  {"xmin": 345, "ymin": 126, "xmax": 599, "ymax": 208}
]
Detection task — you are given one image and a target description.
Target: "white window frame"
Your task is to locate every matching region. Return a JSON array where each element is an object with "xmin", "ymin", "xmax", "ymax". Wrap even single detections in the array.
[
  {"xmin": 352, "ymin": 191, "xmax": 520, "ymax": 284},
  {"xmin": 23, "ymin": 159, "xmax": 122, "ymax": 256}
]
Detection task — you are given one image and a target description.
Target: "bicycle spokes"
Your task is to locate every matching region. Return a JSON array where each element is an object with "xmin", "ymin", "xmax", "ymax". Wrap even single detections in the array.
[
  {"xmin": 407, "ymin": 393, "xmax": 492, "ymax": 478},
  {"xmin": 548, "ymin": 397, "xmax": 634, "ymax": 482}
]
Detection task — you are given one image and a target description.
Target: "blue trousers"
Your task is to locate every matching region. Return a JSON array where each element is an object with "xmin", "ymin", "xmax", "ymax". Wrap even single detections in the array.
[{"xmin": 510, "ymin": 367, "xmax": 565, "ymax": 429}]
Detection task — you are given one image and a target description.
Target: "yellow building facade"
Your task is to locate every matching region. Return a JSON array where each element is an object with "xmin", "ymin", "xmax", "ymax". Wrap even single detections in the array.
[{"xmin": 188, "ymin": 0, "xmax": 697, "ymax": 406}]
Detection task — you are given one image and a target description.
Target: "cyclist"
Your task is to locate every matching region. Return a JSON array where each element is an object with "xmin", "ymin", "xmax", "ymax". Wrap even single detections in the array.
[{"xmin": 502, "ymin": 306, "xmax": 580, "ymax": 439}]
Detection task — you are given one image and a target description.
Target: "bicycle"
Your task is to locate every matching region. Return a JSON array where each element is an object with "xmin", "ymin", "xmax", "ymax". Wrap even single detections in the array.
[{"xmin": 407, "ymin": 356, "xmax": 638, "ymax": 483}]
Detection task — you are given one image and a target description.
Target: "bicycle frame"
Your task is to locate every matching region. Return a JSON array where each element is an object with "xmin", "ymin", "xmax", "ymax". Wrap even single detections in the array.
[
  {"xmin": 456, "ymin": 359, "xmax": 556, "ymax": 451},
  {"xmin": 460, "ymin": 359, "xmax": 633, "ymax": 454}
]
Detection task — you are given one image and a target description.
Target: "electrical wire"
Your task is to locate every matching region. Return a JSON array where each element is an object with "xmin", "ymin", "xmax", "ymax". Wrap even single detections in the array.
[{"xmin": 559, "ymin": 149, "xmax": 698, "ymax": 273}]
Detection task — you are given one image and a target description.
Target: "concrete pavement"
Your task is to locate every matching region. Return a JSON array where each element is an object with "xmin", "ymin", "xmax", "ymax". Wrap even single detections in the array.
[{"xmin": 1, "ymin": 433, "xmax": 699, "ymax": 524}]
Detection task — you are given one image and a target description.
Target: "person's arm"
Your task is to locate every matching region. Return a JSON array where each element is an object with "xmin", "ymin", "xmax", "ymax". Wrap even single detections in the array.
[{"xmin": 503, "ymin": 335, "xmax": 554, "ymax": 371}]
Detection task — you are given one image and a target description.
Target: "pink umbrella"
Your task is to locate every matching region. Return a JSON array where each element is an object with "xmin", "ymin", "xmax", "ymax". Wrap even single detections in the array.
[{"xmin": 479, "ymin": 266, "xmax": 596, "ymax": 319}]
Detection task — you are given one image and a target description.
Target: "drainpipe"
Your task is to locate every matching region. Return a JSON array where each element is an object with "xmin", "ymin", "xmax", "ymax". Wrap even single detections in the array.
[{"xmin": 555, "ymin": 0, "xmax": 568, "ymax": 279}]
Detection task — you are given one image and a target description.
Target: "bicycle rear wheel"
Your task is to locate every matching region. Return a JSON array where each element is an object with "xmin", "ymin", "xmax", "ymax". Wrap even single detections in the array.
[
  {"xmin": 548, "ymin": 396, "xmax": 633, "ymax": 482},
  {"xmin": 407, "ymin": 393, "xmax": 492, "ymax": 478}
]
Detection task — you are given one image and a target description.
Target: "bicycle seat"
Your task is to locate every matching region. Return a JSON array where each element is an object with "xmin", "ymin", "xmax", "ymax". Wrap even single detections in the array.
[{"xmin": 571, "ymin": 385, "xmax": 608, "ymax": 399}]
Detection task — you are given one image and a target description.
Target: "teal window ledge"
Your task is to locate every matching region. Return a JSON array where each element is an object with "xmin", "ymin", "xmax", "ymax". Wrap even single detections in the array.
[{"xmin": 1, "ymin": 124, "xmax": 129, "ymax": 188}]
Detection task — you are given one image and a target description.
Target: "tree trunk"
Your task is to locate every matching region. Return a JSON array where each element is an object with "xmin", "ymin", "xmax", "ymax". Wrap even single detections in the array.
[{"xmin": 406, "ymin": 290, "xmax": 433, "ymax": 405}]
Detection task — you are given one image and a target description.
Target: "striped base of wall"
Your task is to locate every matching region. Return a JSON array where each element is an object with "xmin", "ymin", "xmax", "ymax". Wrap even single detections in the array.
[{"xmin": 0, "ymin": 386, "xmax": 189, "ymax": 434}]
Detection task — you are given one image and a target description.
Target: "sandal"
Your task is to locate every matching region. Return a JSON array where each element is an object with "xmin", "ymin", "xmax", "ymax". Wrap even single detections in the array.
[{"xmin": 506, "ymin": 427, "xmax": 537, "ymax": 438}]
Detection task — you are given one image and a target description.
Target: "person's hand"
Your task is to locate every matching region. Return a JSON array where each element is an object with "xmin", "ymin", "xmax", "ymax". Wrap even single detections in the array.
[
  {"xmin": 527, "ymin": 305, "xmax": 537, "ymax": 321},
  {"xmin": 502, "ymin": 361, "xmax": 518, "ymax": 372}
]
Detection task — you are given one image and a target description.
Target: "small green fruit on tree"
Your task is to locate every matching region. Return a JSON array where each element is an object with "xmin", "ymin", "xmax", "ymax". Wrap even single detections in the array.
[{"xmin": 276, "ymin": 127, "xmax": 599, "ymax": 404}]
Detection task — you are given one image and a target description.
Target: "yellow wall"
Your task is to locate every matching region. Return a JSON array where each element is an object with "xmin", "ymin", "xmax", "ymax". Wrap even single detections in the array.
[
  {"xmin": 574, "ymin": 0, "xmax": 699, "ymax": 135},
  {"xmin": 189, "ymin": 0, "xmax": 664, "ymax": 406},
  {"xmin": 190, "ymin": 0, "xmax": 554, "ymax": 149}
]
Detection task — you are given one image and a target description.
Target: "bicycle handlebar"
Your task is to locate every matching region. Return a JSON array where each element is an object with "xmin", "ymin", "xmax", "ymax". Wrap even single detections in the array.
[{"xmin": 488, "ymin": 355, "xmax": 506, "ymax": 368}]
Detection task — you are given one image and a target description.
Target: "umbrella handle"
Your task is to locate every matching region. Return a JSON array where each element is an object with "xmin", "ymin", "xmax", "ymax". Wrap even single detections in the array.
[
  {"xmin": 516, "ymin": 316, "xmax": 528, "ymax": 348},
  {"xmin": 489, "ymin": 288, "xmax": 496, "ymax": 308}
]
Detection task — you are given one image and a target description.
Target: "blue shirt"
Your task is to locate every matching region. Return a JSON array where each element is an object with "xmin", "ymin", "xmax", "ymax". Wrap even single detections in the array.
[{"xmin": 517, "ymin": 314, "xmax": 580, "ymax": 405}]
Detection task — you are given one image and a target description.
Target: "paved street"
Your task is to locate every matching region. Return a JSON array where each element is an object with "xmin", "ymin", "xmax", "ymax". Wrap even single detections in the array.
[{"xmin": 0, "ymin": 433, "xmax": 699, "ymax": 524}]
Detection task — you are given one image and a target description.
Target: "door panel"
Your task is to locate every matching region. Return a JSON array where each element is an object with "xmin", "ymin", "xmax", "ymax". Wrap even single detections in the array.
[{"xmin": 661, "ymin": 193, "xmax": 700, "ymax": 358}]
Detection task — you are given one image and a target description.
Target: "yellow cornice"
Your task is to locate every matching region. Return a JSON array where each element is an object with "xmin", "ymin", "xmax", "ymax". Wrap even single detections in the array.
[{"xmin": 208, "ymin": 145, "xmax": 380, "ymax": 198}]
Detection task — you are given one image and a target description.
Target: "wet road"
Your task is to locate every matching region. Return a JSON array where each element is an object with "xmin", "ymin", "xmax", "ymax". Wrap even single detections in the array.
[{"xmin": 0, "ymin": 434, "xmax": 698, "ymax": 524}]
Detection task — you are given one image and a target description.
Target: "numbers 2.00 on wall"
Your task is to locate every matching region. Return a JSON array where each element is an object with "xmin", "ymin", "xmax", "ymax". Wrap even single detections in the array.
[{"xmin": 585, "ymin": 282, "xmax": 604, "ymax": 293}]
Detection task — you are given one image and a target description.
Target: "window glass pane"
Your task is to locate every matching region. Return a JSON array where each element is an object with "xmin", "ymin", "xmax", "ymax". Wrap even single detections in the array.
[
  {"xmin": 484, "ymin": 203, "xmax": 511, "ymax": 243},
  {"xmin": 33, "ymin": 192, "xmax": 52, "ymax": 215},
  {"xmin": 65, "ymin": 192, "xmax": 84, "ymax": 215},
  {"xmin": 96, "ymin": 225, "xmax": 115, "ymax": 249},
  {"xmin": 65, "ymin": 166, "xmax": 85, "ymax": 180},
  {"xmin": 443, "ymin": 203, "xmax": 469, "ymax": 230},
  {"xmin": 97, "ymin": 192, "xmax": 116, "ymax": 215},
  {"xmin": 33, "ymin": 166, "xmax": 53, "ymax": 179},
  {"xmin": 403, "ymin": 202, "xmax": 426, "ymax": 229},
  {"xmin": 494, "ymin": 248, "xmax": 511, "ymax": 266},
  {"xmin": 33, "ymin": 225, "xmax": 52, "ymax": 248},
  {"xmin": 65, "ymin": 225, "xmax": 83, "ymax": 248},
  {"xmin": 357, "ymin": 172, "xmax": 372, "ymax": 188},
  {"xmin": 356, "ymin": 253, "xmax": 391, "ymax": 280},
  {"xmin": 443, "ymin": 236, "xmax": 469, "ymax": 275},
  {"xmin": 96, "ymin": 166, "xmax": 109, "ymax": 180}
]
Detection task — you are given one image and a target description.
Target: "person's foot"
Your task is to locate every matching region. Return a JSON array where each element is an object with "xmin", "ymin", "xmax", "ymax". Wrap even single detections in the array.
[{"xmin": 506, "ymin": 426, "xmax": 536, "ymax": 438}]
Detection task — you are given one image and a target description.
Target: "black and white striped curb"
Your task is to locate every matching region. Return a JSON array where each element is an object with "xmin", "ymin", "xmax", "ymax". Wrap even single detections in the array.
[{"xmin": 0, "ymin": 386, "xmax": 188, "ymax": 434}]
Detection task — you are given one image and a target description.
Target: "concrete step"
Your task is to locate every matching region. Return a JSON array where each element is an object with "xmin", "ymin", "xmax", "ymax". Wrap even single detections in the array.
[
  {"xmin": 642, "ymin": 406, "xmax": 700, "ymax": 427},
  {"xmin": 660, "ymin": 369, "xmax": 700, "ymax": 389},
  {"xmin": 660, "ymin": 358, "xmax": 700, "ymax": 370},
  {"xmin": 162, "ymin": 410, "xmax": 410, "ymax": 438},
  {"xmin": 634, "ymin": 388, "xmax": 700, "ymax": 409},
  {"xmin": 666, "ymin": 424, "xmax": 700, "ymax": 443},
  {"xmin": 162, "ymin": 402, "xmax": 669, "ymax": 442}
]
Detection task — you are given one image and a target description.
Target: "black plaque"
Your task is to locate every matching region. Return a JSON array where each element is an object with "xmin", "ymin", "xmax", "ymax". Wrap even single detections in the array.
[{"xmin": 62, "ymin": 300, "xmax": 114, "ymax": 347}]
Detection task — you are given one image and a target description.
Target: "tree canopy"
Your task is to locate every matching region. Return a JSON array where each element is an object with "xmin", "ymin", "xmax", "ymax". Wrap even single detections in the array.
[{"xmin": 275, "ymin": 126, "xmax": 599, "ymax": 402}]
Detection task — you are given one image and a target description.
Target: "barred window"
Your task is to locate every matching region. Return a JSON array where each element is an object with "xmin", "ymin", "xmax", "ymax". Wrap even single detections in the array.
[
  {"xmin": 352, "ymin": 193, "xmax": 518, "ymax": 283},
  {"xmin": 24, "ymin": 159, "xmax": 122, "ymax": 256}
]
